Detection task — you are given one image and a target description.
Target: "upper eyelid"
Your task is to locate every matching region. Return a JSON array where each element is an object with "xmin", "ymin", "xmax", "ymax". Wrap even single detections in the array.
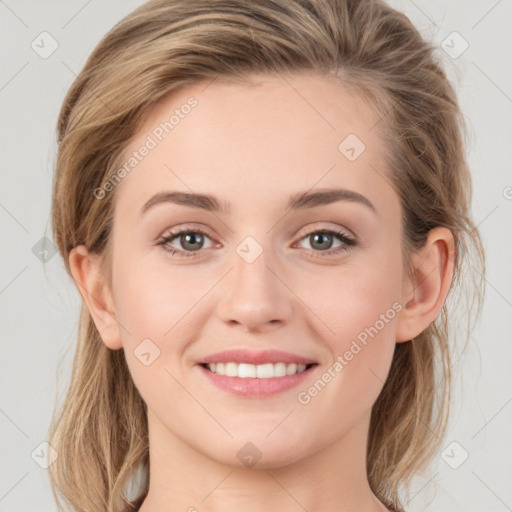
[
  {"xmin": 296, "ymin": 224, "xmax": 355, "ymax": 240},
  {"xmin": 160, "ymin": 225, "xmax": 354, "ymax": 239},
  {"xmin": 161, "ymin": 221, "xmax": 355, "ymax": 238}
]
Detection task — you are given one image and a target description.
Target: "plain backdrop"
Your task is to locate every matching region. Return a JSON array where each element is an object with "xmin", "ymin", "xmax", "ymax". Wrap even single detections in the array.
[{"xmin": 1, "ymin": 1, "xmax": 511, "ymax": 511}]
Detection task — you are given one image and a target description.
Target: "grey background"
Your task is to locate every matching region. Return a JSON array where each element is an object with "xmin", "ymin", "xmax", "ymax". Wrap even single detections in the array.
[{"xmin": 1, "ymin": 1, "xmax": 511, "ymax": 510}]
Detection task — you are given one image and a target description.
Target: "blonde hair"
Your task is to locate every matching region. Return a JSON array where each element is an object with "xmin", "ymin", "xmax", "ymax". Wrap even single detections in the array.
[{"xmin": 49, "ymin": 0, "xmax": 485, "ymax": 511}]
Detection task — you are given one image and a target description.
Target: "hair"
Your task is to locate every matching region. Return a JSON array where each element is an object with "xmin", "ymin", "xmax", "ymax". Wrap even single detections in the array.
[{"xmin": 48, "ymin": 0, "xmax": 485, "ymax": 511}]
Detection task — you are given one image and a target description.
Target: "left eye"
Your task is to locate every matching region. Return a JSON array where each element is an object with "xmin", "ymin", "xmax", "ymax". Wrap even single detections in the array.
[
  {"xmin": 158, "ymin": 227, "xmax": 356, "ymax": 257},
  {"xmin": 295, "ymin": 229, "xmax": 356, "ymax": 254}
]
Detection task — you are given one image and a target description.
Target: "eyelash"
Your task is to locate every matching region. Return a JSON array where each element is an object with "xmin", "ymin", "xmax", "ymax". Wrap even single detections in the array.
[{"xmin": 158, "ymin": 226, "xmax": 357, "ymax": 259}]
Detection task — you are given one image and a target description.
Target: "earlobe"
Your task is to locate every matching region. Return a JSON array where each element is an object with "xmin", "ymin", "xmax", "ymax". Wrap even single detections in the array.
[
  {"xmin": 396, "ymin": 227, "xmax": 456, "ymax": 343},
  {"xmin": 68, "ymin": 245, "xmax": 123, "ymax": 350}
]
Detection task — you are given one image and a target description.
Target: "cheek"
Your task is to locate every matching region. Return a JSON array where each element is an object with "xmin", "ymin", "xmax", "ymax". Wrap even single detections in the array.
[
  {"xmin": 298, "ymin": 252, "xmax": 402, "ymax": 395},
  {"xmin": 111, "ymin": 255, "xmax": 217, "ymax": 396},
  {"xmin": 292, "ymin": 274, "xmax": 400, "ymax": 444},
  {"xmin": 112, "ymin": 251, "xmax": 211, "ymax": 341},
  {"xmin": 305, "ymin": 251, "xmax": 403, "ymax": 343},
  {"xmin": 112, "ymin": 258, "xmax": 205, "ymax": 418}
]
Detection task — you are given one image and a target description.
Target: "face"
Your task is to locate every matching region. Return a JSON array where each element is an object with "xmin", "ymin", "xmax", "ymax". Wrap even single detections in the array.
[{"xmin": 106, "ymin": 72, "xmax": 405, "ymax": 467}]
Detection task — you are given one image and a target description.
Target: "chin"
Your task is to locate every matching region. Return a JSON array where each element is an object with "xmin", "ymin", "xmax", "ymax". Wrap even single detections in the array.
[{"xmin": 203, "ymin": 431, "xmax": 315, "ymax": 470}]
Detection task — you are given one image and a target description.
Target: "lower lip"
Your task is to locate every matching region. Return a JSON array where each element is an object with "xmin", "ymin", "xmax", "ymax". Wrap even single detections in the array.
[{"xmin": 197, "ymin": 364, "xmax": 318, "ymax": 397}]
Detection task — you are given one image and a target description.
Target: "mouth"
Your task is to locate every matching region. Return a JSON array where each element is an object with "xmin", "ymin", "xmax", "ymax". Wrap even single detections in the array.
[
  {"xmin": 199, "ymin": 361, "xmax": 318, "ymax": 378},
  {"xmin": 196, "ymin": 362, "xmax": 319, "ymax": 397}
]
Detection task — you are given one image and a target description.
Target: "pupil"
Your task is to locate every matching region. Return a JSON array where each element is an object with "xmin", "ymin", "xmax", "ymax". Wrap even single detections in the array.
[
  {"xmin": 183, "ymin": 233, "xmax": 203, "ymax": 250},
  {"xmin": 312, "ymin": 232, "xmax": 332, "ymax": 250}
]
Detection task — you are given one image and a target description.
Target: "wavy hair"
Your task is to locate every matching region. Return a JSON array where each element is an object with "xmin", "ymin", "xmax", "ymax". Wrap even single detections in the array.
[{"xmin": 48, "ymin": 1, "xmax": 485, "ymax": 511}]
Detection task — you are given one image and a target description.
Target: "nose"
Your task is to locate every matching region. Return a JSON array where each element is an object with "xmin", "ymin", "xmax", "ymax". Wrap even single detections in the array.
[{"xmin": 215, "ymin": 241, "xmax": 294, "ymax": 333}]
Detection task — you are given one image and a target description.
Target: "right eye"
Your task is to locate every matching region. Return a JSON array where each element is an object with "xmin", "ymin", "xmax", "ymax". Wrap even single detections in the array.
[{"xmin": 157, "ymin": 227, "xmax": 216, "ymax": 257}]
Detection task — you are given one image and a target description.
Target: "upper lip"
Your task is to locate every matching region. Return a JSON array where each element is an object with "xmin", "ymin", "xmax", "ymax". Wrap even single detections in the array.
[{"xmin": 197, "ymin": 349, "xmax": 317, "ymax": 366}]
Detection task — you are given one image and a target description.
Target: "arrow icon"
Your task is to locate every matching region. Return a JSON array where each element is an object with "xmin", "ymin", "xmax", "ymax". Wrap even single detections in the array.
[
  {"xmin": 135, "ymin": 339, "xmax": 161, "ymax": 366},
  {"xmin": 440, "ymin": 32, "xmax": 468, "ymax": 59},
  {"xmin": 31, "ymin": 31, "xmax": 59, "ymax": 59},
  {"xmin": 236, "ymin": 441, "xmax": 263, "ymax": 467},
  {"xmin": 31, "ymin": 441, "xmax": 58, "ymax": 468},
  {"xmin": 338, "ymin": 134, "xmax": 365, "ymax": 161}
]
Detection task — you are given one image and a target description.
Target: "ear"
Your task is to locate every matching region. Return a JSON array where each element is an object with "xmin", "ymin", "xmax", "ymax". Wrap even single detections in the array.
[
  {"xmin": 68, "ymin": 245, "xmax": 123, "ymax": 350},
  {"xmin": 396, "ymin": 227, "xmax": 456, "ymax": 343}
]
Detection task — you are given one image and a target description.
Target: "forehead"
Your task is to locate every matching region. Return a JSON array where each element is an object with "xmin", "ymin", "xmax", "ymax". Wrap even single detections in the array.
[{"xmin": 113, "ymin": 72, "xmax": 394, "ymax": 219}]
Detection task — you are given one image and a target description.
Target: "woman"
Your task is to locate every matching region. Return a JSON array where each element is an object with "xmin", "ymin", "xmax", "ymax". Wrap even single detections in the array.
[{"xmin": 48, "ymin": 1, "xmax": 485, "ymax": 511}]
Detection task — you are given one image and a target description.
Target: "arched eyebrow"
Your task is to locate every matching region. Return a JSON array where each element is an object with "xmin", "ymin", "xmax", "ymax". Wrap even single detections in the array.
[{"xmin": 140, "ymin": 188, "xmax": 376, "ymax": 217}]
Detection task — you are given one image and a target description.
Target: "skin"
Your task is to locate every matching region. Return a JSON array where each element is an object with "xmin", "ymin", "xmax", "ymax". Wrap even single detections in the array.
[{"xmin": 70, "ymin": 72, "xmax": 455, "ymax": 512}]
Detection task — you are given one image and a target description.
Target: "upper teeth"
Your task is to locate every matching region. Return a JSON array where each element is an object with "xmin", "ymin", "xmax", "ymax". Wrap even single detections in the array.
[{"xmin": 207, "ymin": 362, "xmax": 308, "ymax": 378}]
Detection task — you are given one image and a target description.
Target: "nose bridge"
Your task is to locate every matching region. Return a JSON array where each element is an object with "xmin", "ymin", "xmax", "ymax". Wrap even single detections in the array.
[
  {"xmin": 215, "ymin": 233, "xmax": 294, "ymax": 330},
  {"xmin": 233, "ymin": 234, "xmax": 275, "ymax": 293}
]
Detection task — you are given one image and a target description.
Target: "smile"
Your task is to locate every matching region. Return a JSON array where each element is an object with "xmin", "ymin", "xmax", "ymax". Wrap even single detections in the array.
[
  {"xmin": 202, "ymin": 361, "xmax": 314, "ymax": 378},
  {"xmin": 197, "ymin": 362, "xmax": 319, "ymax": 397}
]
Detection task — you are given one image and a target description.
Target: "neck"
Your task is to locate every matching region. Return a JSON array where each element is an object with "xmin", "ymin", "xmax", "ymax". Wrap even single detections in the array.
[{"xmin": 138, "ymin": 409, "xmax": 389, "ymax": 512}]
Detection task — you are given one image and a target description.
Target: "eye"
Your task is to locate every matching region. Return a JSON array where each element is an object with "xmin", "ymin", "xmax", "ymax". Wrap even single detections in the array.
[
  {"xmin": 157, "ymin": 226, "xmax": 357, "ymax": 258},
  {"xmin": 295, "ymin": 228, "xmax": 356, "ymax": 257},
  {"xmin": 157, "ymin": 227, "xmax": 215, "ymax": 257}
]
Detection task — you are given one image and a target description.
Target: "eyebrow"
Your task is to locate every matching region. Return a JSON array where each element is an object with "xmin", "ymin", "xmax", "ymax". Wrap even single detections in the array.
[{"xmin": 140, "ymin": 188, "xmax": 376, "ymax": 217}]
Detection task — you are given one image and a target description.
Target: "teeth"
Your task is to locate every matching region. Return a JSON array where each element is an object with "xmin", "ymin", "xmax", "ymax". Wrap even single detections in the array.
[{"xmin": 206, "ymin": 362, "xmax": 308, "ymax": 378}]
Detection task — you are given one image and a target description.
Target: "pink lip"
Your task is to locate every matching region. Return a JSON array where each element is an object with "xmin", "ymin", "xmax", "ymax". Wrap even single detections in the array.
[
  {"xmin": 197, "ymin": 363, "xmax": 318, "ymax": 398},
  {"xmin": 197, "ymin": 349, "xmax": 317, "ymax": 365}
]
